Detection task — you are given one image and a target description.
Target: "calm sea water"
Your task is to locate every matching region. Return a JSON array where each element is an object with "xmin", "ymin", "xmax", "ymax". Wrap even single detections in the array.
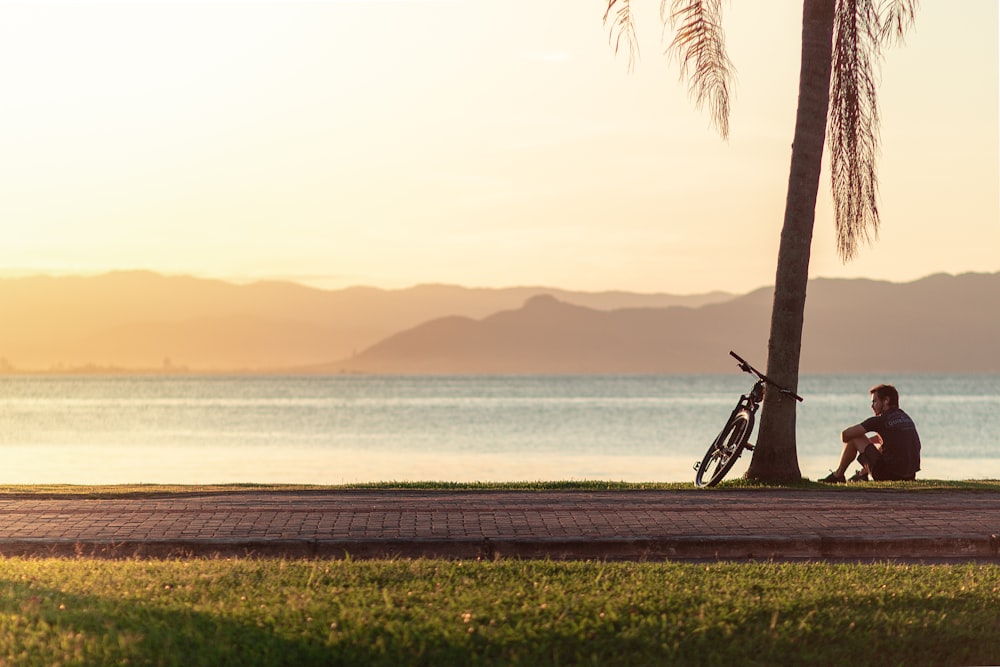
[{"xmin": 1, "ymin": 374, "xmax": 998, "ymax": 484}]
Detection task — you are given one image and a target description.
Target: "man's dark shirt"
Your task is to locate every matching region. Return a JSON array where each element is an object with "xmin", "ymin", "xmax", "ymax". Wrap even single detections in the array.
[{"xmin": 862, "ymin": 407, "xmax": 921, "ymax": 477}]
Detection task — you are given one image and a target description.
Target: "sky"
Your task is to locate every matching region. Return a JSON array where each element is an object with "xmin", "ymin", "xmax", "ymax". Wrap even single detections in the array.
[{"xmin": 0, "ymin": 0, "xmax": 997, "ymax": 295}]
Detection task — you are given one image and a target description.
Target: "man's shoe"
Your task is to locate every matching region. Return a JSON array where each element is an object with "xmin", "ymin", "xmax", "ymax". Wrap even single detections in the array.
[
  {"xmin": 818, "ymin": 471, "xmax": 846, "ymax": 484},
  {"xmin": 848, "ymin": 469, "xmax": 870, "ymax": 483}
]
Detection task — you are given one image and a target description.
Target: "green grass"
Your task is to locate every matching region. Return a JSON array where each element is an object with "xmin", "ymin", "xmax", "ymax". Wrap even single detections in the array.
[
  {"xmin": 0, "ymin": 478, "xmax": 997, "ymax": 497},
  {"xmin": 0, "ymin": 558, "xmax": 998, "ymax": 666}
]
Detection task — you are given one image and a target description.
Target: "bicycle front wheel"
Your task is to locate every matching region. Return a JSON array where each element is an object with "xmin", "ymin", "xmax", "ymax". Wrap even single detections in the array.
[{"xmin": 695, "ymin": 410, "xmax": 753, "ymax": 488}]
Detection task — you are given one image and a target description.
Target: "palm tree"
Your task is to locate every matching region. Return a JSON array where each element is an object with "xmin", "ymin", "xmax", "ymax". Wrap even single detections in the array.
[{"xmin": 604, "ymin": 0, "xmax": 917, "ymax": 481}]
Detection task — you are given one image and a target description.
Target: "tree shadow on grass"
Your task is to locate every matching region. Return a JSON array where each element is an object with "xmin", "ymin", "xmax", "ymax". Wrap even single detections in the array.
[
  {"xmin": 0, "ymin": 577, "xmax": 342, "ymax": 666},
  {"xmin": 668, "ymin": 589, "xmax": 1000, "ymax": 667},
  {"xmin": 2, "ymin": 572, "xmax": 999, "ymax": 667},
  {"xmin": 0, "ymin": 574, "xmax": 633, "ymax": 667}
]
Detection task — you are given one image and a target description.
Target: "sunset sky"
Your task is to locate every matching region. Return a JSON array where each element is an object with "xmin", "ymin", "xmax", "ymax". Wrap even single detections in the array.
[{"xmin": 1, "ymin": 0, "xmax": 996, "ymax": 295}]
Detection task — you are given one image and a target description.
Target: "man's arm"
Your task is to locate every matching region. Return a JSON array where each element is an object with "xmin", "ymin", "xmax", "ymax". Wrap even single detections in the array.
[{"xmin": 842, "ymin": 424, "xmax": 868, "ymax": 443}]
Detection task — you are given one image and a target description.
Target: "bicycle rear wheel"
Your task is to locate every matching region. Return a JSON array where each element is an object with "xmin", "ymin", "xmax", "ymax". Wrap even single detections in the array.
[{"xmin": 695, "ymin": 410, "xmax": 753, "ymax": 487}]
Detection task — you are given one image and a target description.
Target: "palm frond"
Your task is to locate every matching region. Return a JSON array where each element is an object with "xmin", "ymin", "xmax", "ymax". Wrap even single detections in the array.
[
  {"xmin": 664, "ymin": 0, "xmax": 735, "ymax": 139},
  {"xmin": 604, "ymin": 0, "xmax": 640, "ymax": 72},
  {"xmin": 828, "ymin": 0, "xmax": 882, "ymax": 261},
  {"xmin": 877, "ymin": 0, "xmax": 918, "ymax": 45}
]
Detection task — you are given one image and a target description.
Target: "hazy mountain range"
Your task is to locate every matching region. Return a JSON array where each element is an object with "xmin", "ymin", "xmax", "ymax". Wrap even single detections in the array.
[
  {"xmin": 0, "ymin": 271, "xmax": 730, "ymax": 372},
  {"xmin": 1, "ymin": 270, "xmax": 996, "ymax": 374}
]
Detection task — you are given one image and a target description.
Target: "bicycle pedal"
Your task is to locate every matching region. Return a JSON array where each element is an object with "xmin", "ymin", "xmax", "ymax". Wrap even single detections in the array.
[{"xmin": 693, "ymin": 461, "xmax": 701, "ymax": 471}]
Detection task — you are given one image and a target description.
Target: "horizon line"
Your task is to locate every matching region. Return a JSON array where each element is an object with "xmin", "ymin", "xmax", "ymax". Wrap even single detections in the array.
[{"xmin": 0, "ymin": 267, "xmax": 995, "ymax": 297}]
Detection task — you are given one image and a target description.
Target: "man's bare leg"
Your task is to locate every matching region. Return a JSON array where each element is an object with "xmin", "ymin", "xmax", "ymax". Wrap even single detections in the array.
[{"xmin": 834, "ymin": 436, "xmax": 872, "ymax": 478}]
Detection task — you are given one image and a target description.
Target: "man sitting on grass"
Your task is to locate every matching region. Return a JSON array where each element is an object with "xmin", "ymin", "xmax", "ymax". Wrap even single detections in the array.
[{"xmin": 820, "ymin": 383, "xmax": 921, "ymax": 483}]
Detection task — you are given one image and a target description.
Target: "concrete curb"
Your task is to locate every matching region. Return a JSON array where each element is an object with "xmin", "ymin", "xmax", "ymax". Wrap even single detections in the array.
[{"xmin": 2, "ymin": 534, "xmax": 997, "ymax": 562}]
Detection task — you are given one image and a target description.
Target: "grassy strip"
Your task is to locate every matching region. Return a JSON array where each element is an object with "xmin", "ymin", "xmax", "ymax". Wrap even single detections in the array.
[
  {"xmin": 0, "ymin": 558, "xmax": 997, "ymax": 666},
  {"xmin": 0, "ymin": 479, "xmax": 998, "ymax": 497}
]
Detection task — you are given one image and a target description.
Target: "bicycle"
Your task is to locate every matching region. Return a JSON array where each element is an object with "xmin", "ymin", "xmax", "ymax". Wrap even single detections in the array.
[{"xmin": 694, "ymin": 351, "xmax": 804, "ymax": 488}]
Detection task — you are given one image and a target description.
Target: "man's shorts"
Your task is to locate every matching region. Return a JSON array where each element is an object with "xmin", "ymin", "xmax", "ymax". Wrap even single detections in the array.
[{"xmin": 858, "ymin": 446, "xmax": 916, "ymax": 482}]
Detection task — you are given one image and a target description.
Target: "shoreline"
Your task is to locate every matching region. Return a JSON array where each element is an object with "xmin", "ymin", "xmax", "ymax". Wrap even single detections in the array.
[{"xmin": 0, "ymin": 451, "xmax": 996, "ymax": 487}]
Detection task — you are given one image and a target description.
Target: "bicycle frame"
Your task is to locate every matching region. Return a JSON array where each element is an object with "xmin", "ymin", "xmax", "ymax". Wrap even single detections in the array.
[{"xmin": 721, "ymin": 379, "xmax": 763, "ymax": 445}]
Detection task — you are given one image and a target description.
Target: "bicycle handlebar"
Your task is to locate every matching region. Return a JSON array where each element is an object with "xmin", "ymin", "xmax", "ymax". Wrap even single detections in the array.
[{"xmin": 729, "ymin": 351, "xmax": 804, "ymax": 402}]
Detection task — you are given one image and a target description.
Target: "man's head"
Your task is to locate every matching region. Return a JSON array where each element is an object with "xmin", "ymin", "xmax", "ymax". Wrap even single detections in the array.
[{"xmin": 869, "ymin": 384, "xmax": 899, "ymax": 415}]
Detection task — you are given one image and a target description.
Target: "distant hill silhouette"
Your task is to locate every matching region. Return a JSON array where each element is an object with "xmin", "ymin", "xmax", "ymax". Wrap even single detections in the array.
[
  {"xmin": 798, "ymin": 272, "xmax": 1000, "ymax": 373},
  {"xmin": 0, "ymin": 271, "xmax": 731, "ymax": 371},
  {"xmin": 320, "ymin": 272, "xmax": 1000, "ymax": 374},
  {"xmin": 2, "ymin": 270, "xmax": 995, "ymax": 373}
]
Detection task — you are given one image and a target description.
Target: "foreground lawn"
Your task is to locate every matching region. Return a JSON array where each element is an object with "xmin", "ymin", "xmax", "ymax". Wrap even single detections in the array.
[{"xmin": 0, "ymin": 559, "xmax": 997, "ymax": 666}]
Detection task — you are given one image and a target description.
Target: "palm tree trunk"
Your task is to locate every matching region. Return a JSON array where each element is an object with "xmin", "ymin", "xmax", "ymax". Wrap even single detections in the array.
[{"xmin": 746, "ymin": 0, "xmax": 835, "ymax": 482}]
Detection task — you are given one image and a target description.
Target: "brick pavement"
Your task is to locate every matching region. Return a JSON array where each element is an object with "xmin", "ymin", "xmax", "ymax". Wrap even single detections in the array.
[{"xmin": 0, "ymin": 489, "xmax": 997, "ymax": 562}]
